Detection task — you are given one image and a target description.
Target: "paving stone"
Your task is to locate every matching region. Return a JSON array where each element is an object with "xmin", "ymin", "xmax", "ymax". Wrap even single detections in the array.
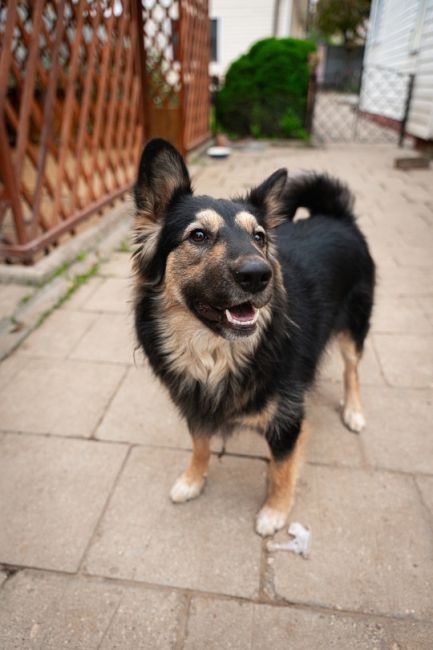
[
  {"xmin": 0, "ymin": 571, "xmax": 187, "ymax": 650},
  {"xmin": 376, "ymin": 265, "xmax": 433, "ymax": 297},
  {"xmin": 184, "ymin": 597, "xmax": 433, "ymax": 650},
  {"xmin": 0, "ymin": 285, "xmax": 33, "ymax": 320},
  {"xmin": 361, "ymin": 387, "xmax": 433, "ymax": 474},
  {"xmin": 0, "ymin": 358, "xmax": 125, "ymax": 437},
  {"xmin": 319, "ymin": 338, "xmax": 384, "ymax": 386},
  {"xmin": 18, "ymin": 310, "xmax": 97, "ymax": 358},
  {"xmin": 0, "ymin": 325, "xmax": 29, "ymax": 362},
  {"xmin": 420, "ymin": 298, "xmax": 433, "ymax": 329},
  {"xmin": 99, "ymin": 252, "xmax": 131, "ymax": 278},
  {"xmin": 96, "ymin": 364, "xmax": 189, "ymax": 446},
  {"xmin": 99, "ymin": 587, "xmax": 186, "ymax": 650},
  {"xmin": 0, "ymin": 435, "xmax": 127, "ymax": 571},
  {"xmin": 60, "ymin": 276, "xmax": 104, "ymax": 310},
  {"xmin": 389, "ymin": 243, "xmax": 433, "ymax": 269},
  {"xmin": 69, "ymin": 312, "xmax": 135, "ymax": 364},
  {"xmin": 0, "ymin": 354, "xmax": 29, "ymax": 392},
  {"xmin": 379, "ymin": 618, "xmax": 433, "ymax": 650},
  {"xmin": 0, "ymin": 571, "xmax": 122, "ymax": 649},
  {"xmin": 370, "ymin": 248, "xmax": 399, "ymax": 271},
  {"xmin": 416, "ymin": 476, "xmax": 433, "ymax": 520},
  {"xmin": 373, "ymin": 334, "xmax": 433, "ymax": 388},
  {"xmin": 306, "ymin": 383, "xmax": 364, "ymax": 468},
  {"xmin": 221, "ymin": 428, "xmax": 270, "ymax": 458},
  {"xmin": 80, "ymin": 277, "xmax": 132, "ymax": 313},
  {"xmin": 183, "ymin": 597, "xmax": 253, "ymax": 650},
  {"xmin": 372, "ymin": 296, "xmax": 433, "ymax": 334},
  {"xmin": 84, "ymin": 447, "xmax": 266, "ymax": 597},
  {"xmin": 270, "ymin": 464, "xmax": 433, "ymax": 617},
  {"xmin": 394, "ymin": 214, "xmax": 433, "ymax": 248},
  {"xmin": 12, "ymin": 276, "xmax": 70, "ymax": 327},
  {"xmin": 419, "ymin": 295, "xmax": 433, "ymax": 316}
]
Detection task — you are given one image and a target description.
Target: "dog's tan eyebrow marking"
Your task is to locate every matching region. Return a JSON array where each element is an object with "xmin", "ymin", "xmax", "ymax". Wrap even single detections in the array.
[
  {"xmin": 184, "ymin": 209, "xmax": 225, "ymax": 237},
  {"xmin": 235, "ymin": 211, "xmax": 261, "ymax": 234},
  {"xmin": 196, "ymin": 209, "xmax": 225, "ymax": 231}
]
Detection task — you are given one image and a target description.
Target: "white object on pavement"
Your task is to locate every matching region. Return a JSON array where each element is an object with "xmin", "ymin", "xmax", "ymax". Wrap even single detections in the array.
[{"xmin": 266, "ymin": 522, "xmax": 311, "ymax": 558}]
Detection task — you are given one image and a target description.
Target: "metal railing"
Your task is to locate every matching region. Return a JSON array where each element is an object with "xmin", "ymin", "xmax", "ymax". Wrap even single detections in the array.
[
  {"xmin": 310, "ymin": 64, "xmax": 414, "ymax": 146},
  {"xmin": 0, "ymin": 1, "xmax": 210, "ymax": 263}
]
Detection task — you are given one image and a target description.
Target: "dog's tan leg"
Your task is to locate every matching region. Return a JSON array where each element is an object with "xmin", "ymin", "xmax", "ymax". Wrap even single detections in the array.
[
  {"xmin": 339, "ymin": 331, "xmax": 366, "ymax": 433},
  {"xmin": 170, "ymin": 434, "xmax": 210, "ymax": 503},
  {"xmin": 256, "ymin": 421, "xmax": 308, "ymax": 536}
]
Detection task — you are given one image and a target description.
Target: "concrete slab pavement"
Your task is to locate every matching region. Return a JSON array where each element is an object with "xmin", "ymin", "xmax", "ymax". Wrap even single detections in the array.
[{"xmin": 0, "ymin": 143, "xmax": 432, "ymax": 648}]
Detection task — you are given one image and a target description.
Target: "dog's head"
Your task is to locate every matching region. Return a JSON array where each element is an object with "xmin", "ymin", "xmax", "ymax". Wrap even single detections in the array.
[{"xmin": 133, "ymin": 139, "xmax": 287, "ymax": 340}]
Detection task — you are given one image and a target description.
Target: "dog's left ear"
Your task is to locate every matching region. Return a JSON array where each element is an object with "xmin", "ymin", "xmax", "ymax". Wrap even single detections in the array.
[
  {"xmin": 248, "ymin": 168, "xmax": 288, "ymax": 228},
  {"xmin": 134, "ymin": 138, "xmax": 192, "ymax": 221}
]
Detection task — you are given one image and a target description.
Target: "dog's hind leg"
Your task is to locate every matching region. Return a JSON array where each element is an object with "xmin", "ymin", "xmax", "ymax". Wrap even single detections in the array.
[
  {"xmin": 256, "ymin": 419, "xmax": 308, "ymax": 537},
  {"xmin": 339, "ymin": 331, "xmax": 366, "ymax": 433},
  {"xmin": 170, "ymin": 433, "xmax": 210, "ymax": 503}
]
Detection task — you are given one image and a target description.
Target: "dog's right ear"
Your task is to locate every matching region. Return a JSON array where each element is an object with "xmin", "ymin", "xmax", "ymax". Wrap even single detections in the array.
[
  {"xmin": 134, "ymin": 138, "xmax": 192, "ymax": 221},
  {"xmin": 133, "ymin": 139, "xmax": 192, "ymax": 283}
]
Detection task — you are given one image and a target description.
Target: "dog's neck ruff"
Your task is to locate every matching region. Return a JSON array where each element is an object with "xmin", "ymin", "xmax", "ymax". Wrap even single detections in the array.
[{"xmin": 156, "ymin": 295, "xmax": 268, "ymax": 393}]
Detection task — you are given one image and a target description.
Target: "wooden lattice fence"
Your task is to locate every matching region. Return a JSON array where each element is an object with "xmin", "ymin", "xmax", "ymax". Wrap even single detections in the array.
[{"xmin": 0, "ymin": 0, "xmax": 210, "ymax": 263}]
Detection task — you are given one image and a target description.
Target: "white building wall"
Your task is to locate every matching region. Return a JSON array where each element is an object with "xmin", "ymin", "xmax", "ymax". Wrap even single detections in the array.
[
  {"xmin": 406, "ymin": 1, "xmax": 433, "ymax": 139},
  {"xmin": 210, "ymin": 0, "xmax": 296, "ymax": 77},
  {"xmin": 364, "ymin": 0, "xmax": 420, "ymax": 70},
  {"xmin": 361, "ymin": 0, "xmax": 433, "ymax": 140}
]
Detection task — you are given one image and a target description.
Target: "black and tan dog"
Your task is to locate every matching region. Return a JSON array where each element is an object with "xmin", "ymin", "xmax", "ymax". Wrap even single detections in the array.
[{"xmin": 133, "ymin": 139, "xmax": 375, "ymax": 536}]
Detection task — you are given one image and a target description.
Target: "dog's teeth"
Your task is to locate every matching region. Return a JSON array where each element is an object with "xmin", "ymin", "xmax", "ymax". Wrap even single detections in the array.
[{"xmin": 225, "ymin": 308, "xmax": 259, "ymax": 326}]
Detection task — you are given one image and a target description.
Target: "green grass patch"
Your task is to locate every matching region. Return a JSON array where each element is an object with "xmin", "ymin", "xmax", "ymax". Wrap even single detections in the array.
[
  {"xmin": 36, "ymin": 264, "xmax": 99, "ymax": 328},
  {"xmin": 116, "ymin": 240, "xmax": 132, "ymax": 253},
  {"xmin": 46, "ymin": 261, "xmax": 70, "ymax": 284},
  {"xmin": 40, "ymin": 251, "xmax": 92, "ymax": 288},
  {"xmin": 19, "ymin": 293, "xmax": 33, "ymax": 306}
]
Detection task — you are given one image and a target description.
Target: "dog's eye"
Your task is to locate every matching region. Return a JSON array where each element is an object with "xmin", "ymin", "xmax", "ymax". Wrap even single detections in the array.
[
  {"xmin": 253, "ymin": 231, "xmax": 266, "ymax": 246},
  {"xmin": 189, "ymin": 229, "xmax": 208, "ymax": 243}
]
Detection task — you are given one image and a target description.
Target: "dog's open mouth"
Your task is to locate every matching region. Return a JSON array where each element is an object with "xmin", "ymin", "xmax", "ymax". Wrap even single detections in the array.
[
  {"xmin": 225, "ymin": 303, "xmax": 259, "ymax": 327},
  {"xmin": 195, "ymin": 301, "xmax": 259, "ymax": 332}
]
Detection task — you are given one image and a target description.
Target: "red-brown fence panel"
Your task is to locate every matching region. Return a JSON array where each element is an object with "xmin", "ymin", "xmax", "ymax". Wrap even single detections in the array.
[
  {"xmin": 136, "ymin": 0, "xmax": 210, "ymax": 153},
  {"xmin": 180, "ymin": 0, "xmax": 210, "ymax": 152},
  {"xmin": 0, "ymin": 0, "xmax": 210, "ymax": 264}
]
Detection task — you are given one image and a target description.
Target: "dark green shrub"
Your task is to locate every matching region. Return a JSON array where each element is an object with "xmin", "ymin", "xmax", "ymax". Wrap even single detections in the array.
[{"xmin": 215, "ymin": 37, "xmax": 316, "ymax": 139}]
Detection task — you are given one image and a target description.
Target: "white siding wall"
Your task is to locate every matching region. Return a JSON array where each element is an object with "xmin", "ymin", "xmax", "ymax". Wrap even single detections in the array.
[
  {"xmin": 364, "ymin": 0, "xmax": 420, "ymax": 70},
  {"xmin": 361, "ymin": 0, "xmax": 433, "ymax": 139},
  {"xmin": 210, "ymin": 0, "xmax": 295, "ymax": 76},
  {"xmin": 407, "ymin": 1, "xmax": 433, "ymax": 138}
]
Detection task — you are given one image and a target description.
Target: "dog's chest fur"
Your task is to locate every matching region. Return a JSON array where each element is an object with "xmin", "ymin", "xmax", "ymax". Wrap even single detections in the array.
[{"xmin": 157, "ymin": 300, "xmax": 256, "ymax": 395}]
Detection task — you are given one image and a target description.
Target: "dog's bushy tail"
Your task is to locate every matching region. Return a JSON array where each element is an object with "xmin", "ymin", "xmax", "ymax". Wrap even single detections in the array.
[{"xmin": 283, "ymin": 173, "xmax": 355, "ymax": 223}]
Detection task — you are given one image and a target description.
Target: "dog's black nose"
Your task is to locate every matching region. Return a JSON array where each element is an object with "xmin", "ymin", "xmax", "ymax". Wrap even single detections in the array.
[{"xmin": 232, "ymin": 259, "xmax": 272, "ymax": 293}]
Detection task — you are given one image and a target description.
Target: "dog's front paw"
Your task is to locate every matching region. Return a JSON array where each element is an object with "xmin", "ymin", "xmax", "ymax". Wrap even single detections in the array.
[
  {"xmin": 343, "ymin": 407, "xmax": 366, "ymax": 433},
  {"xmin": 255, "ymin": 506, "xmax": 287, "ymax": 537},
  {"xmin": 170, "ymin": 474, "xmax": 205, "ymax": 503}
]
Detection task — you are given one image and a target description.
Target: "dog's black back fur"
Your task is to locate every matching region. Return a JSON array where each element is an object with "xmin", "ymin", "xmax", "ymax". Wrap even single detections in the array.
[{"xmin": 133, "ymin": 140, "xmax": 375, "ymax": 459}]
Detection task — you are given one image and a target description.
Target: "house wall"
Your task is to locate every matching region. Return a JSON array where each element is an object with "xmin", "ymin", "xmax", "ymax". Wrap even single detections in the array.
[
  {"xmin": 407, "ymin": 1, "xmax": 433, "ymax": 139},
  {"xmin": 210, "ymin": 0, "xmax": 308, "ymax": 77},
  {"xmin": 361, "ymin": 0, "xmax": 433, "ymax": 140}
]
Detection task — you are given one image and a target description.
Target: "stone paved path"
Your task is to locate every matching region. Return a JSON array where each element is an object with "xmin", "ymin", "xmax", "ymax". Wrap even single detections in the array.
[{"xmin": 0, "ymin": 144, "xmax": 432, "ymax": 649}]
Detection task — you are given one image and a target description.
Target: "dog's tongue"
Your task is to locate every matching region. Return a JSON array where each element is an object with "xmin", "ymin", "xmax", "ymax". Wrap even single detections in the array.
[{"xmin": 228, "ymin": 302, "xmax": 256, "ymax": 322}]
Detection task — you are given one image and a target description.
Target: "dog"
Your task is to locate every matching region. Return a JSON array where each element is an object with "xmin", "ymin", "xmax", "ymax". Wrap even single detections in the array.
[{"xmin": 132, "ymin": 138, "xmax": 375, "ymax": 536}]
